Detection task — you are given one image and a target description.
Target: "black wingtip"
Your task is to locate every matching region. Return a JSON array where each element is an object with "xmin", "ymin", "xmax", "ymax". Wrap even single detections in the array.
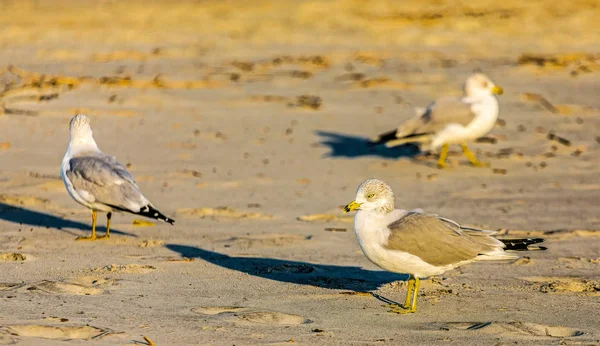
[
  {"xmin": 499, "ymin": 238, "xmax": 545, "ymax": 251},
  {"xmin": 137, "ymin": 205, "xmax": 175, "ymax": 225},
  {"xmin": 369, "ymin": 129, "xmax": 398, "ymax": 147}
]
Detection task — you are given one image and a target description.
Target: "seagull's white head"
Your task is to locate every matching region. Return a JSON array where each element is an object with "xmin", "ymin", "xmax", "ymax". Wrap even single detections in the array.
[
  {"xmin": 344, "ymin": 178, "xmax": 395, "ymax": 213},
  {"xmin": 66, "ymin": 114, "xmax": 100, "ymax": 155},
  {"xmin": 69, "ymin": 114, "xmax": 93, "ymax": 140},
  {"xmin": 464, "ymin": 73, "xmax": 503, "ymax": 99}
]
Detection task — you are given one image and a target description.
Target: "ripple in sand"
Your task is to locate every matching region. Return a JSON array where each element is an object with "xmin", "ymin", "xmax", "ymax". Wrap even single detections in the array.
[
  {"xmin": 90, "ymin": 264, "xmax": 156, "ymax": 274},
  {"xmin": 522, "ymin": 276, "xmax": 600, "ymax": 295},
  {"xmin": 192, "ymin": 306, "xmax": 308, "ymax": 325},
  {"xmin": 444, "ymin": 321, "xmax": 584, "ymax": 337},
  {"xmin": 6, "ymin": 324, "xmax": 109, "ymax": 340},
  {"xmin": 29, "ymin": 281, "xmax": 104, "ymax": 296}
]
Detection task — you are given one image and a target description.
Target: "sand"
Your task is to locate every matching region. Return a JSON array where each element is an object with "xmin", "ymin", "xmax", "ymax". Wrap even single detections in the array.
[{"xmin": 1, "ymin": 0, "xmax": 599, "ymax": 345}]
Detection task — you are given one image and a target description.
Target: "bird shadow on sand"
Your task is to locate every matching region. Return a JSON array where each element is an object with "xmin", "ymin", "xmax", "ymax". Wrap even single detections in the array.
[
  {"xmin": 166, "ymin": 244, "xmax": 408, "ymax": 292},
  {"xmin": 315, "ymin": 131, "xmax": 421, "ymax": 159},
  {"xmin": 0, "ymin": 202, "xmax": 136, "ymax": 237}
]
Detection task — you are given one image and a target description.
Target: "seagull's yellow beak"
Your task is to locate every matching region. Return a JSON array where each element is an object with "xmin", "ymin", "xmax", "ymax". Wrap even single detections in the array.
[
  {"xmin": 491, "ymin": 85, "xmax": 504, "ymax": 95},
  {"xmin": 343, "ymin": 200, "xmax": 362, "ymax": 213}
]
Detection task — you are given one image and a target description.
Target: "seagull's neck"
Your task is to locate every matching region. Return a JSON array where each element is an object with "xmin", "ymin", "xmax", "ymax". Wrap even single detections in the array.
[
  {"xmin": 469, "ymin": 95, "xmax": 498, "ymax": 119},
  {"xmin": 463, "ymin": 95, "xmax": 499, "ymax": 137},
  {"xmin": 356, "ymin": 204, "xmax": 395, "ymax": 222},
  {"xmin": 376, "ymin": 204, "xmax": 394, "ymax": 214},
  {"xmin": 462, "ymin": 92, "xmax": 495, "ymax": 104},
  {"xmin": 65, "ymin": 133, "xmax": 101, "ymax": 159}
]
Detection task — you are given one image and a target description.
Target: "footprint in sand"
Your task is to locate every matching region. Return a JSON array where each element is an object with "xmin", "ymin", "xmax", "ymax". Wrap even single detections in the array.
[
  {"xmin": 137, "ymin": 239, "xmax": 165, "ymax": 248},
  {"xmin": 90, "ymin": 264, "xmax": 156, "ymax": 274},
  {"xmin": 238, "ymin": 311, "xmax": 309, "ymax": 325},
  {"xmin": 28, "ymin": 281, "xmax": 104, "ymax": 296},
  {"xmin": 5, "ymin": 324, "xmax": 110, "ymax": 340},
  {"xmin": 444, "ymin": 321, "xmax": 584, "ymax": 338},
  {"xmin": 192, "ymin": 306, "xmax": 308, "ymax": 325},
  {"xmin": 521, "ymin": 276, "xmax": 600, "ymax": 295},
  {"xmin": 26, "ymin": 276, "xmax": 118, "ymax": 295}
]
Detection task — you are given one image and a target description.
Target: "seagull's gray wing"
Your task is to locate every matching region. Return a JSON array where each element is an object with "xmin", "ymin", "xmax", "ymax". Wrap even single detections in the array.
[
  {"xmin": 396, "ymin": 96, "xmax": 475, "ymax": 138},
  {"xmin": 65, "ymin": 153, "xmax": 147, "ymax": 212},
  {"xmin": 383, "ymin": 212, "xmax": 503, "ymax": 267}
]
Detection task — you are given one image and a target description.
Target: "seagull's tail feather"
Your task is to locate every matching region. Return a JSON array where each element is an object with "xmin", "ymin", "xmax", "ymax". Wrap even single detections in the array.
[
  {"xmin": 383, "ymin": 134, "xmax": 431, "ymax": 148},
  {"xmin": 498, "ymin": 238, "xmax": 546, "ymax": 251},
  {"xmin": 368, "ymin": 130, "xmax": 431, "ymax": 148},
  {"xmin": 136, "ymin": 205, "xmax": 175, "ymax": 224},
  {"xmin": 475, "ymin": 237, "xmax": 546, "ymax": 262},
  {"xmin": 475, "ymin": 250, "xmax": 519, "ymax": 261}
]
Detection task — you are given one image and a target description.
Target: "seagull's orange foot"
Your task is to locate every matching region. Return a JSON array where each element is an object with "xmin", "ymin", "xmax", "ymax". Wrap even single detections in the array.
[
  {"xmin": 470, "ymin": 160, "xmax": 489, "ymax": 168},
  {"xmin": 75, "ymin": 235, "xmax": 97, "ymax": 241},
  {"xmin": 384, "ymin": 303, "xmax": 414, "ymax": 314}
]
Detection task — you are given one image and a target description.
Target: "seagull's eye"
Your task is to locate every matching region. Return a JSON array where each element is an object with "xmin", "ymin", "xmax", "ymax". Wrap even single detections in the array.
[
  {"xmin": 367, "ymin": 193, "xmax": 375, "ymax": 199},
  {"xmin": 481, "ymin": 81, "xmax": 489, "ymax": 88}
]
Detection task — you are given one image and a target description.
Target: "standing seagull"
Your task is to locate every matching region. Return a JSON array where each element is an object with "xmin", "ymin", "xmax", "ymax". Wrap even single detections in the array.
[
  {"xmin": 369, "ymin": 73, "xmax": 503, "ymax": 168},
  {"xmin": 60, "ymin": 114, "xmax": 174, "ymax": 241},
  {"xmin": 344, "ymin": 179, "xmax": 544, "ymax": 313}
]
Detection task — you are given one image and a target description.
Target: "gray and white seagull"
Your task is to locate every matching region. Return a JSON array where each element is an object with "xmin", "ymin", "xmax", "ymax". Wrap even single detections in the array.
[
  {"xmin": 344, "ymin": 179, "xmax": 545, "ymax": 313},
  {"xmin": 60, "ymin": 114, "xmax": 174, "ymax": 241}
]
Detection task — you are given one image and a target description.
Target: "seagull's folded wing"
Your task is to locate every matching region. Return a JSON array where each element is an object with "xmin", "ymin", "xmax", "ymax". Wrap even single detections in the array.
[
  {"xmin": 65, "ymin": 154, "xmax": 146, "ymax": 212},
  {"xmin": 383, "ymin": 212, "xmax": 502, "ymax": 267}
]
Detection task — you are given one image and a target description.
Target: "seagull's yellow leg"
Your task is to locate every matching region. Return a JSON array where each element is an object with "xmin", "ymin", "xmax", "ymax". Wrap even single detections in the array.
[
  {"xmin": 76, "ymin": 210, "xmax": 97, "ymax": 241},
  {"xmin": 408, "ymin": 277, "xmax": 420, "ymax": 313},
  {"xmin": 437, "ymin": 144, "xmax": 449, "ymax": 169},
  {"xmin": 96, "ymin": 212, "xmax": 112, "ymax": 240},
  {"xmin": 461, "ymin": 142, "xmax": 488, "ymax": 167},
  {"xmin": 403, "ymin": 277, "xmax": 415, "ymax": 309},
  {"xmin": 386, "ymin": 276, "xmax": 415, "ymax": 314}
]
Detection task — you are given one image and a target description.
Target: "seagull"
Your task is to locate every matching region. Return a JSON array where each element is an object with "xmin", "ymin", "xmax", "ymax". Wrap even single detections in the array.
[
  {"xmin": 369, "ymin": 73, "xmax": 503, "ymax": 168},
  {"xmin": 60, "ymin": 114, "xmax": 174, "ymax": 241},
  {"xmin": 343, "ymin": 179, "xmax": 544, "ymax": 313}
]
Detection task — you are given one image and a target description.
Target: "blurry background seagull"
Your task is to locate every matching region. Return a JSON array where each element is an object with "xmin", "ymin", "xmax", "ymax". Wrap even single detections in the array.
[
  {"xmin": 60, "ymin": 114, "xmax": 174, "ymax": 241},
  {"xmin": 369, "ymin": 73, "xmax": 503, "ymax": 169}
]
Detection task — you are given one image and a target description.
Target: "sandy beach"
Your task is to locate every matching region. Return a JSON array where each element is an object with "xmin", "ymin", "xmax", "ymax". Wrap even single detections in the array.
[{"xmin": 1, "ymin": 1, "xmax": 599, "ymax": 345}]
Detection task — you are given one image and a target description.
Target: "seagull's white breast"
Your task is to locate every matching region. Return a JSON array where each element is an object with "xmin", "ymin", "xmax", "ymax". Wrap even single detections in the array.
[
  {"xmin": 464, "ymin": 96, "xmax": 499, "ymax": 139},
  {"xmin": 430, "ymin": 95, "xmax": 499, "ymax": 150}
]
